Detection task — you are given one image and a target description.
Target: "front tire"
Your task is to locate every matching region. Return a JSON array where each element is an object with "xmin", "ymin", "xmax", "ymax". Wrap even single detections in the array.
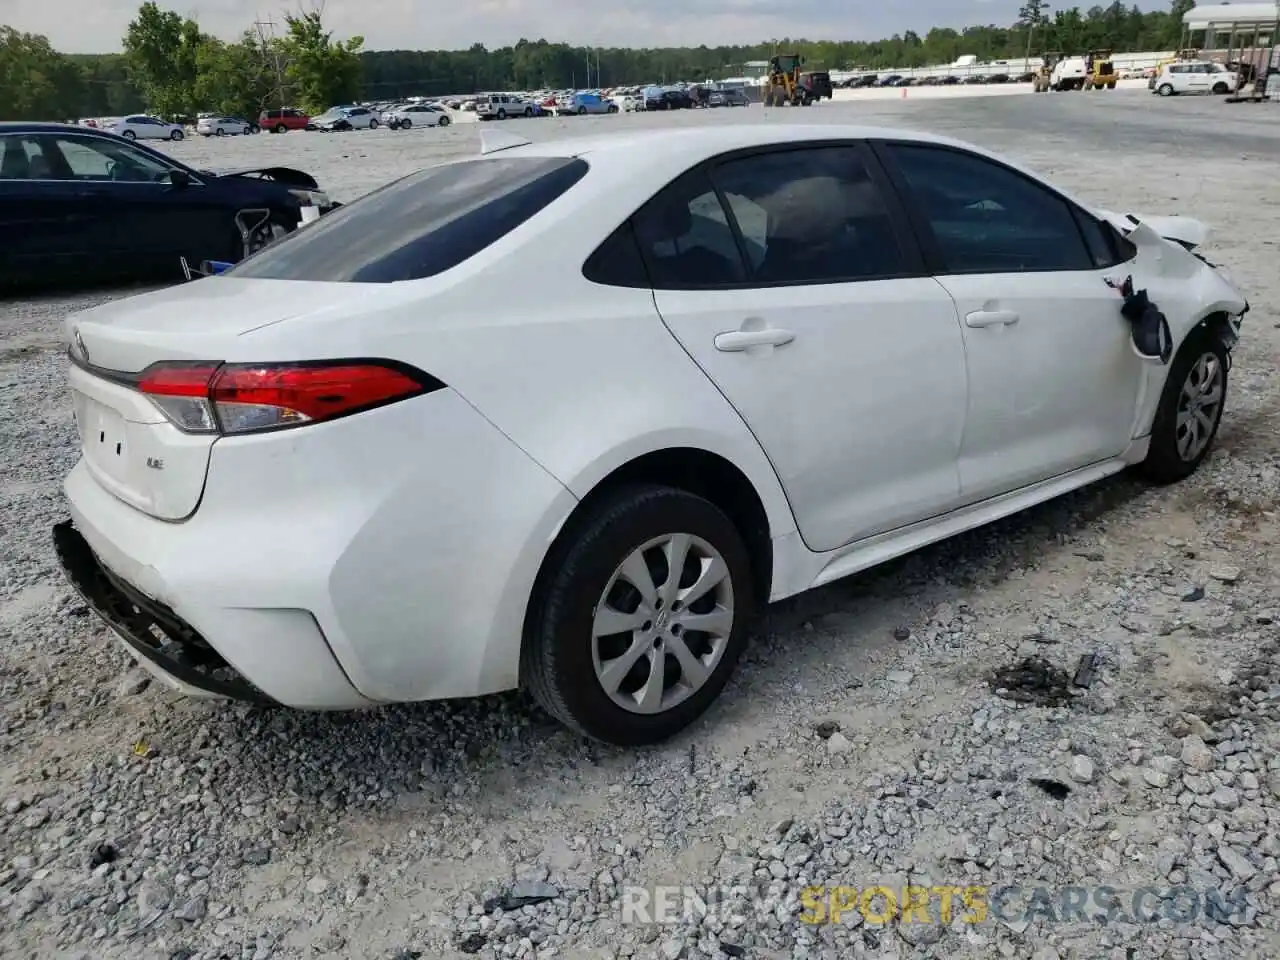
[
  {"xmin": 522, "ymin": 485, "xmax": 755, "ymax": 746},
  {"xmin": 215, "ymin": 128, "xmax": 224, "ymax": 136},
  {"xmin": 1213, "ymin": 82, "xmax": 1229, "ymax": 94},
  {"xmin": 369, "ymin": 118, "xmax": 378, "ymax": 129},
  {"xmin": 438, "ymin": 115, "xmax": 450, "ymax": 126},
  {"xmin": 1138, "ymin": 333, "xmax": 1228, "ymax": 484},
  {"xmin": 1158, "ymin": 83, "xmax": 1174, "ymax": 96},
  {"xmin": 121, "ymin": 130, "xmax": 136, "ymax": 139},
  {"xmin": 170, "ymin": 129, "xmax": 184, "ymax": 141},
  {"xmin": 274, "ymin": 123, "xmax": 287, "ymax": 133}
]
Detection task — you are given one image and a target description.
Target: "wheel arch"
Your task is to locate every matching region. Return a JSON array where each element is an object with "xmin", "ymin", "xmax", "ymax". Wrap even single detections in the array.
[
  {"xmin": 1181, "ymin": 307, "xmax": 1240, "ymax": 361},
  {"xmin": 522, "ymin": 445, "xmax": 789, "ymax": 664}
]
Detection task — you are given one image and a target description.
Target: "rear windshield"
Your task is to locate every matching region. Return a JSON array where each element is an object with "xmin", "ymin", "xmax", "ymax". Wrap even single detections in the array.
[{"xmin": 228, "ymin": 156, "xmax": 588, "ymax": 283}]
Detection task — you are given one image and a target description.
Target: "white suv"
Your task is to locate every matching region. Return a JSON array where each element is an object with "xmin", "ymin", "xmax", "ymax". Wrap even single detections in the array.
[
  {"xmin": 1153, "ymin": 61, "xmax": 1240, "ymax": 96},
  {"xmin": 476, "ymin": 94, "xmax": 535, "ymax": 120}
]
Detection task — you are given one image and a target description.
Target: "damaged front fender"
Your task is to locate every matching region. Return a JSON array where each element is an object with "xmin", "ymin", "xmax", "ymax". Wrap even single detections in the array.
[{"xmin": 1096, "ymin": 209, "xmax": 1211, "ymax": 251}]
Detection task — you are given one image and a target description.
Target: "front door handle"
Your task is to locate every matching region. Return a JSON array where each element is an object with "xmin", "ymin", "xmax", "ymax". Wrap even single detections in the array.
[
  {"xmin": 965, "ymin": 309, "xmax": 1020, "ymax": 328},
  {"xmin": 714, "ymin": 328, "xmax": 796, "ymax": 351}
]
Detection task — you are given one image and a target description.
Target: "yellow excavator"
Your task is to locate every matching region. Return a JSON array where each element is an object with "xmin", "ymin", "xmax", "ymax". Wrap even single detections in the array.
[
  {"xmin": 764, "ymin": 53, "xmax": 810, "ymax": 106},
  {"xmin": 1083, "ymin": 49, "xmax": 1118, "ymax": 89}
]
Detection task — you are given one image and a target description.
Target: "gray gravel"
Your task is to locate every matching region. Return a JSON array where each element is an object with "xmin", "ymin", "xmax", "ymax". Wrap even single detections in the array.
[{"xmin": 3, "ymin": 93, "xmax": 1280, "ymax": 960}]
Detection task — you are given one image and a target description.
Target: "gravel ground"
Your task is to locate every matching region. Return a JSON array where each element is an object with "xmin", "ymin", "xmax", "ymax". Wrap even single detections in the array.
[{"xmin": 2, "ymin": 93, "xmax": 1280, "ymax": 960}]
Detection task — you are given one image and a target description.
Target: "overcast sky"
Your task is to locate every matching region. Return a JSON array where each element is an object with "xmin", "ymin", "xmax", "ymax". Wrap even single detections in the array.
[{"xmin": 8, "ymin": 0, "xmax": 1065, "ymax": 54}]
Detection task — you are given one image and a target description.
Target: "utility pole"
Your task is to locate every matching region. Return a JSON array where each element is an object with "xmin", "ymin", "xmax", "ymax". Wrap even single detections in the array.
[{"xmin": 255, "ymin": 18, "xmax": 286, "ymax": 110}]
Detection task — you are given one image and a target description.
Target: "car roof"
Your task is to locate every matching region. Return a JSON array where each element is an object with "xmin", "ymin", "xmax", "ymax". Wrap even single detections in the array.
[
  {"xmin": 497, "ymin": 124, "xmax": 973, "ymax": 166},
  {"xmin": 481, "ymin": 123, "xmax": 1103, "ymax": 223},
  {"xmin": 0, "ymin": 121, "xmax": 108, "ymax": 134}
]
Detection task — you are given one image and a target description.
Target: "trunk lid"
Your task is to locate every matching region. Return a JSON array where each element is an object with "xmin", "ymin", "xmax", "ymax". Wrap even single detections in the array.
[{"xmin": 64, "ymin": 278, "xmax": 401, "ymax": 521}]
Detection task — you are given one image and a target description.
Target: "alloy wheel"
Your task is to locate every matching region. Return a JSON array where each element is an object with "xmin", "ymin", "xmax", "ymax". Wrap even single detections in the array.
[
  {"xmin": 591, "ymin": 533, "xmax": 734, "ymax": 715},
  {"xmin": 1175, "ymin": 352, "xmax": 1224, "ymax": 461}
]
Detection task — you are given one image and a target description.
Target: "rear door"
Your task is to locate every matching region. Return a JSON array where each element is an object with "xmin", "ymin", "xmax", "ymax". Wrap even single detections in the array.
[
  {"xmin": 873, "ymin": 139, "xmax": 1145, "ymax": 504},
  {"xmin": 639, "ymin": 142, "xmax": 969, "ymax": 552}
]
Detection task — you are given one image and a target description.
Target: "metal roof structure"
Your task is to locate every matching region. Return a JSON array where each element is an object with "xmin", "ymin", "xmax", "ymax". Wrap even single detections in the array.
[{"xmin": 1184, "ymin": 2, "xmax": 1280, "ymax": 29}]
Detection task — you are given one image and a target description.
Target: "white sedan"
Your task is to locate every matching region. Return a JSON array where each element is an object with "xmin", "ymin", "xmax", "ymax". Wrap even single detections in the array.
[
  {"xmin": 53, "ymin": 124, "xmax": 1248, "ymax": 746},
  {"xmin": 109, "ymin": 115, "xmax": 186, "ymax": 141},
  {"xmin": 196, "ymin": 116, "xmax": 256, "ymax": 137},
  {"xmin": 382, "ymin": 103, "xmax": 452, "ymax": 129}
]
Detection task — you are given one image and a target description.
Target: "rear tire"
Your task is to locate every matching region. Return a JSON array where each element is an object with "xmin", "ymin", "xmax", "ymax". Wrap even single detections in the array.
[
  {"xmin": 438, "ymin": 115, "xmax": 450, "ymax": 126},
  {"xmin": 522, "ymin": 485, "xmax": 755, "ymax": 746},
  {"xmin": 1213, "ymin": 82, "xmax": 1229, "ymax": 94},
  {"xmin": 1138, "ymin": 332, "xmax": 1229, "ymax": 484},
  {"xmin": 274, "ymin": 123, "xmax": 287, "ymax": 133},
  {"xmin": 122, "ymin": 130, "xmax": 136, "ymax": 139},
  {"xmin": 215, "ymin": 128, "xmax": 224, "ymax": 136}
]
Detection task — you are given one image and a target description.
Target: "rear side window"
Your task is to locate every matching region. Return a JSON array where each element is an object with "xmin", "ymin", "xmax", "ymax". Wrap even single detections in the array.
[{"xmin": 228, "ymin": 157, "xmax": 589, "ymax": 283}]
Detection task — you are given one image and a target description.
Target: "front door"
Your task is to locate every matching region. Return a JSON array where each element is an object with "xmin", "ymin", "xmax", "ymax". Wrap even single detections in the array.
[
  {"xmin": 0, "ymin": 133, "xmax": 115, "ymax": 283},
  {"xmin": 637, "ymin": 143, "xmax": 969, "ymax": 552},
  {"xmin": 49, "ymin": 133, "xmax": 234, "ymax": 270},
  {"xmin": 876, "ymin": 140, "xmax": 1145, "ymax": 504}
]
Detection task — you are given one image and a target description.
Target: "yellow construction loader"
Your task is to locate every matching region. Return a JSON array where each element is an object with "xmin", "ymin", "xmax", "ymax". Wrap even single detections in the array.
[
  {"xmin": 1033, "ymin": 52, "xmax": 1061, "ymax": 92},
  {"xmin": 1083, "ymin": 49, "xmax": 1118, "ymax": 90},
  {"xmin": 764, "ymin": 54, "xmax": 811, "ymax": 106}
]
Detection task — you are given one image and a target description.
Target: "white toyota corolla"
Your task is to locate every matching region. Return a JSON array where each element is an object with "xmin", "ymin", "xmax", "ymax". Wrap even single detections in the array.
[{"xmin": 54, "ymin": 124, "xmax": 1249, "ymax": 745}]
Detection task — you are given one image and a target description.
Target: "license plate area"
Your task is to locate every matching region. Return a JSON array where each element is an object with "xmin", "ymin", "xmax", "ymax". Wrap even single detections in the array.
[{"xmin": 74, "ymin": 391, "xmax": 131, "ymax": 478}]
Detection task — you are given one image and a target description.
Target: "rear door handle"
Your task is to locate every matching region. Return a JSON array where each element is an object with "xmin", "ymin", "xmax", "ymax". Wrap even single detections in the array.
[
  {"xmin": 714, "ymin": 328, "xmax": 796, "ymax": 351},
  {"xmin": 965, "ymin": 310, "xmax": 1020, "ymax": 328}
]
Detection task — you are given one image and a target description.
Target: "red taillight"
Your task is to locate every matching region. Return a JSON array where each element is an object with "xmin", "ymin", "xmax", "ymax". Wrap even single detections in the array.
[{"xmin": 135, "ymin": 360, "xmax": 441, "ymax": 435}]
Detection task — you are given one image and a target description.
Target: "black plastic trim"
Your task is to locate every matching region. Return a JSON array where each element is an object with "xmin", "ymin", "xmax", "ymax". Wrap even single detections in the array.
[{"xmin": 52, "ymin": 520, "xmax": 275, "ymax": 704}]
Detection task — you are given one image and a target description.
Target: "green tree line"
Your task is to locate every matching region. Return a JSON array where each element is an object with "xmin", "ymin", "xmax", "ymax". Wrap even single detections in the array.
[{"xmin": 1, "ymin": 0, "xmax": 1196, "ymax": 121}]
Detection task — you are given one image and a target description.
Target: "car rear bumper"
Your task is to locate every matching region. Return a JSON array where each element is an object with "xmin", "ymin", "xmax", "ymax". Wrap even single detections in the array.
[
  {"xmin": 58, "ymin": 388, "xmax": 578, "ymax": 708},
  {"xmin": 53, "ymin": 520, "xmax": 278, "ymax": 704}
]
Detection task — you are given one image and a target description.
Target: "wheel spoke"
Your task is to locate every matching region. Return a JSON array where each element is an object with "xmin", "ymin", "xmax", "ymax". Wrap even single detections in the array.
[
  {"xmin": 660, "ymin": 534, "xmax": 692, "ymax": 604},
  {"xmin": 1200, "ymin": 384, "xmax": 1223, "ymax": 407},
  {"xmin": 598, "ymin": 637, "xmax": 650, "ymax": 694},
  {"xmin": 668, "ymin": 634, "xmax": 709, "ymax": 688},
  {"xmin": 593, "ymin": 604, "xmax": 649, "ymax": 638},
  {"xmin": 678, "ymin": 555, "xmax": 729, "ymax": 607},
  {"xmin": 635, "ymin": 651, "xmax": 666, "ymax": 712},
  {"xmin": 675, "ymin": 604, "xmax": 733, "ymax": 638},
  {"xmin": 618, "ymin": 551, "xmax": 658, "ymax": 607},
  {"xmin": 1195, "ymin": 408, "xmax": 1214, "ymax": 434}
]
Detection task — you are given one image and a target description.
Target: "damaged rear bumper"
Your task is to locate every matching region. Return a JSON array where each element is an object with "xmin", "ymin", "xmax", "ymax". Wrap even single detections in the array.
[{"xmin": 53, "ymin": 520, "xmax": 274, "ymax": 704}]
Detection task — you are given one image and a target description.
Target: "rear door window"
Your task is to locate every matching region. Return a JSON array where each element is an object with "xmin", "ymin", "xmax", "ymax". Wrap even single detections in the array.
[{"xmin": 228, "ymin": 156, "xmax": 589, "ymax": 283}]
